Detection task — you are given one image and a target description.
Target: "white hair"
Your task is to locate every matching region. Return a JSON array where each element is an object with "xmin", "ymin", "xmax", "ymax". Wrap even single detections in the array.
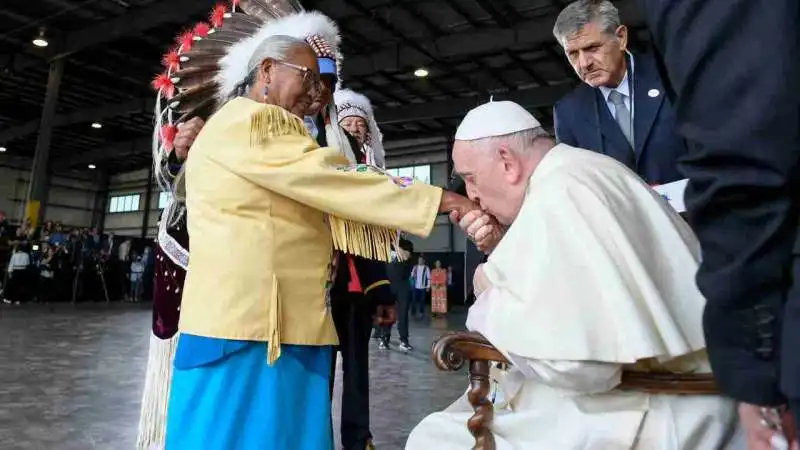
[
  {"xmin": 469, "ymin": 127, "xmax": 552, "ymax": 155},
  {"xmin": 552, "ymin": 0, "xmax": 621, "ymax": 46},
  {"xmin": 220, "ymin": 35, "xmax": 309, "ymax": 102}
]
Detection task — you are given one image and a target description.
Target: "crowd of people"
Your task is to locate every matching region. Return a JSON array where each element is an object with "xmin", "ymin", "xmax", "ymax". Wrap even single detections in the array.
[{"xmin": 0, "ymin": 211, "xmax": 155, "ymax": 305}]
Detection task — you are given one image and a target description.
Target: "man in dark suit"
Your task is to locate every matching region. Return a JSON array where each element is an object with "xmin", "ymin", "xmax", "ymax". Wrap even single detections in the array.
[
  {"xmin": 552, "ymin": 0, "xmax": 686, "ymax": 185},
  {"xmin": 637, "ymin": 0, "xmax": 800, "ymax": 446}
]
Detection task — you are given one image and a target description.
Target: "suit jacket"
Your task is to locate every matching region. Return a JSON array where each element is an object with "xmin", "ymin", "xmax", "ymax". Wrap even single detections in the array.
[
  {"xmin": 180, "ymin": 98, "xmax": 441, "ymax": 361},
  {"xmin": 554, "ymin": 52, "xmax": 687, "ymax": 185},
  {"xmin": 639, "ymin": 0, "xmax": 800, "ymax": 404}
]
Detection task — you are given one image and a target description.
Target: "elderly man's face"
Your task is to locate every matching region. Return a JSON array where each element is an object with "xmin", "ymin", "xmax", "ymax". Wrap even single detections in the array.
[
  {"xmin": 563, "ymin": 21, "xmax": 628, "ymax": 88},
  {"xmin": 340, "ymin": 116, "xmax": 368, "ymax": 146},
  {"xmin": 452, "ymin": 140, "xmax": 526, "ymax": 226}
]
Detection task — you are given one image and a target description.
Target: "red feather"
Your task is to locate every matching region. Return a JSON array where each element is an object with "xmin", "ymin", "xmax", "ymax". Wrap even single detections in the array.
[
  {"xmin": 193, "ymin": 22, "xmax": 211, "ymax": 38},
  {"xmin": 152, "ymin": 73, "xmax": 175, "ymax": 98},
  {"xmin": 210, "ymin": 4, "xmax": 227, "ymax": 28},
  {"xmin": 162, "ymin": 49, "xmax": 180, "ymax": 71},
  {"xmin": 160, "ymin": 125, "xmax": 178, "ymax": 152},
  {"xmin": 177, "ymin": 31, "xmax": 194, "ymax": 52}
]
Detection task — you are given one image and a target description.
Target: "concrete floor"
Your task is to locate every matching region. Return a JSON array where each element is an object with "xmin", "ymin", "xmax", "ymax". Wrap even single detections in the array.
[{"xmin": 0, "ymin": 303, "xmax": 468, "ymax": 450}]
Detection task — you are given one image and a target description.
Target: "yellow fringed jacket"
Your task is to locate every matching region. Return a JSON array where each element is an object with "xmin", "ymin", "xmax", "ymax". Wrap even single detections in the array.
[{"xmin": 180, "ymin": 97, "xmax": 442, "ymax": 362}]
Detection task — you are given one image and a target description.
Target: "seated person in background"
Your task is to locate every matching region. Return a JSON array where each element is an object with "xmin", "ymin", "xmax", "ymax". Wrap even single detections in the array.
[{"xmin": 406, "ymin": 101, "xmax": 737, "ymax": 449}]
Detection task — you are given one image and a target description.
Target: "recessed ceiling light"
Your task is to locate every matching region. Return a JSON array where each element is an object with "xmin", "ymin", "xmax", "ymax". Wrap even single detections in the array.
[
  {"xmin": 88, "ymin": 164, "xmax": 96, "ymax": 169},
  {"xmin": 91, "ymin": 122, "xmax": 102, "ymax": 129},
  {"xmin": 0, "ymin": 146, "xmax": 6, "ymax": 152},
  {"xmin": 414, "ymin": 68, "xmax": 429, "ymax": 78}
]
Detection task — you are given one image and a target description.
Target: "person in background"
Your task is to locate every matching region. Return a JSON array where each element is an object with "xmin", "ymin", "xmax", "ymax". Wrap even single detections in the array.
[
  {"xmin": 129, "ymin": 255, "xmax": 144, "ymax": 303},
  {"xmin": 38, "ymin": 244, "xmax": 56, "ymax": 303},
  {"xmin": 446, "ymin": 265, "xmax": 453, "ymax": 301},
  {"xmin": 552, "ymin": 0, "xmax": 686, "ymax": 185},
  {"xmin": 430, "ymin": 260, "xmax": 448, "ymax": 317},
  {"xmin": 410, "ymin": 256, "xmax": 430, "ymax": 320},
  {"xmin": 384, "ymin": 237, "xmax": 414, "ymax": 351},
  {"xmin": 636, "ymin": 0, "xmax": 800, "ymax": 446},
  {"xmin": 0, "ymin": 211, "xmax": 9, "ymax": 239},
  {"xmin": 49, "ymin": 223, "xmax": 67, "ymax": 247},
  {"xmin": 4, "ymin": 243, "xmax": 31, "ymax": 305}
]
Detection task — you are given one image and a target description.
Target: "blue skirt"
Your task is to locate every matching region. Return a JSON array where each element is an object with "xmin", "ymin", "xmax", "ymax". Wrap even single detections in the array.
[{"xmin": 165, "ymin": 340, "xmax": 333, "ymax": 450}]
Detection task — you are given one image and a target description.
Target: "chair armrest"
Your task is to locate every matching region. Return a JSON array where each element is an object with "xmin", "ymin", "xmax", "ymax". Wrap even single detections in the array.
[
  {"xmin": 431, "ymin": 331, "xmax": 508, "ymax": 372},
  {"xmin": 431, "ymin": 331, "xmax": 506, "ymax": 450},
  {"xmin": 429, "ymin": 331, "xmax": 719, "ymax": 450}
]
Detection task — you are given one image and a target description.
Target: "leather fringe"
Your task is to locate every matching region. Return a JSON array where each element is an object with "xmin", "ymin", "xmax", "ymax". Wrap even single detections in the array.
[
  {"xmin": 266, "ymin": 273, "xmax": 282, "ymax": 365},
  {"xmin": 249, "ymin": 105, "xmax": 308, "ymax": 147},
  {"xmin": 136, "ymin": 334, "xmax": 179, "ymax": 450},
  {"xmin": 328, "ymin": 215, "xmax": 398, "ymax": 263}
]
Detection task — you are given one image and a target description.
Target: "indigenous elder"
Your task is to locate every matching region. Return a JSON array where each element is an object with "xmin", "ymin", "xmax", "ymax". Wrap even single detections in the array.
[
  {"xmin": 165, "ymin": 34, "xmax": 475, "ymax": 450},
  {"xmin": 328, "ymin": 87, "xmax": 396, "ymax": 449},
  {"xmin": 406, "ymin": 101, "xmax": 737, "ymax": 450},
  {"xmin": 140, "ymin": 4, "xmax": 358, "ymax": 449},
  {"xmin": 162, "ymin": 13, "xmax": 397, "ymax": 450}
]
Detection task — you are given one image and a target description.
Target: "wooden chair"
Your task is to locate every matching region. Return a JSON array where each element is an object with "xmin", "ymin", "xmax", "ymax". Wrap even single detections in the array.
[{"xmin": 431, "ymin": 331, "xmax": 719, "ymax": 450}]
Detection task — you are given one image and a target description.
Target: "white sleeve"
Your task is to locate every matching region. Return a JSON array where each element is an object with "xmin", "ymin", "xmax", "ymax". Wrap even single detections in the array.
[
  {"xmin": 508, "ymin": 356, "xmax": 622, "ymax": 394},
  {"xmin": 468, "ymin": 285, "xmax": 622, "ymax": 395}
]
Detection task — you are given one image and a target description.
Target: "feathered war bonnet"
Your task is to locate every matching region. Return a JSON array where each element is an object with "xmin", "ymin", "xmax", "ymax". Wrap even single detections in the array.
[
  {"xmin": 334, "ymin": 88, "xmax": 386, "ymax": 169},
  {"xmin": 218, "ymin": 11, "xmax": 356, "ymax": 162}
]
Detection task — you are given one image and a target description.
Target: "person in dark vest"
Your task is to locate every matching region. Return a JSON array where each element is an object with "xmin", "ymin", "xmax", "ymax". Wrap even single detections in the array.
[{"xmin": 637, "ymin": 0, "xmax": 800, "ymax": 446}]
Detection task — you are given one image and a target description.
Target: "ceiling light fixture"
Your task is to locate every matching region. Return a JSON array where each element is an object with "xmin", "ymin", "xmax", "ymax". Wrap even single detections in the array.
[
  {"xmin": 88, "ymin": 164, "xmax": 96, "ymax": 169},
  {"xmin": 32, "ymin": 28, "xmax": 49, "ymax": 48},
  {"xmin": 91, "ymin": 122, "xmax": 102, "ymax": 129},
  {"xmin": 0, "ymin": 146, "xmax": 6, "ymax": 152},
  {"xmin": 414, "ymin": 68, "xmax": 429, "ymax": 78}
]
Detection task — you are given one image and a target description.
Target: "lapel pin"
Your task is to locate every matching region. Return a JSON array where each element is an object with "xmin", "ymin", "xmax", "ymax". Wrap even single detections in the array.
[{"xmin": 648, "ymin": 89, "xmax": 660, "ymax": 98}]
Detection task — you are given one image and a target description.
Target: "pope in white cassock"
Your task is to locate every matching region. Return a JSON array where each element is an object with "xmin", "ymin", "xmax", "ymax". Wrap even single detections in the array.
[{"xmin": 405, "ymin": 101, "xmax": 739, "ymax": 450}]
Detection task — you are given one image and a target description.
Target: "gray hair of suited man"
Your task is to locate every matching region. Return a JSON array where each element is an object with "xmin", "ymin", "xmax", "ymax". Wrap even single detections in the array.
[
  {"xmin": 552, "ymin": 0, "xmax": 622, "ymax": 47},
  {"xmin": 468, "ymin": 127, "xmax": 553, "ymax": 155}
]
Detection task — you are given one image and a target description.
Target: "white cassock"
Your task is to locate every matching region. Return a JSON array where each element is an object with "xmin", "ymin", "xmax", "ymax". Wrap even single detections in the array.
[{"xmin": 406, "ymin": 144, "xmax": 739, "ymax": 450}]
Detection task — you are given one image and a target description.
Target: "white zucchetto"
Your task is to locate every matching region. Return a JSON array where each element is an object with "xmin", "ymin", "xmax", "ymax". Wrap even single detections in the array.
[{"xmin": 455, "ymin": 100, "xmax": 541, "ymax": 141}]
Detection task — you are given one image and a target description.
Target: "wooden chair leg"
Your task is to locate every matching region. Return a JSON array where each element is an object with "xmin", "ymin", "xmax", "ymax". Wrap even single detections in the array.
[
  {"xmin": 466, "ymin": 359, "xmax": 495, "ymax": 450},
  {"xmin": 432, "ymin": 332, "xmax": 509, "ymax": 450}
]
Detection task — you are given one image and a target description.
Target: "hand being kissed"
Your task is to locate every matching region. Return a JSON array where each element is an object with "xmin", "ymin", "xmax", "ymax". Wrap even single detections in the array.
[{"xmin": 449, "ymin": 209, "xmax": 505, "ymax": 254}]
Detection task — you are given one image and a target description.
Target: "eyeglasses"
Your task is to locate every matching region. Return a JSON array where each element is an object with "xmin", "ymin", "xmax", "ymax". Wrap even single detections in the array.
[{"xmin": 274, "ymin": 60, "xmax": 321, "ymax": 95}]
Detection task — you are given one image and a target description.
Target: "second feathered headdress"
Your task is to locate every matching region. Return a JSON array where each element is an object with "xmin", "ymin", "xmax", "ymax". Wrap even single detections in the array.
[{"xmin": 334, "ymin": 88, "xmax": 386, "ymax": 169}]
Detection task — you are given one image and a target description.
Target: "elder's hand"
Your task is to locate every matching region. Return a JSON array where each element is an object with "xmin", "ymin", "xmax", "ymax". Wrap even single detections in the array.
[
  {"xmin": 439, "ymin": 191, "xmax": 480, "ymax": 221},
  {"xmin": 449, "ymin": 209, "xmax": 504, "ymax": 254},
  {"xmin": 173, "ymin": 117, "xmax": 205, "ymax": 162}
]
